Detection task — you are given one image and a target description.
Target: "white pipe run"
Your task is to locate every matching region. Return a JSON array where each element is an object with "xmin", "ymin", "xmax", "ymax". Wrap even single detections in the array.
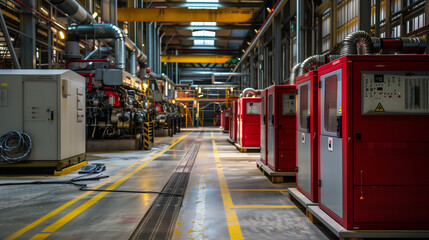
[{"xmin": 211, "ymin": 72, "xmax": 250, "ymax": 84}]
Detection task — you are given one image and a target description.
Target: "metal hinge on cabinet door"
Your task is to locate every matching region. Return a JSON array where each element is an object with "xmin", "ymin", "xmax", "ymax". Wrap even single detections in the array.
[
  {"xmin": 318, "ymin": 179, "xmax": 322, "ymax": 187},
  {"xmin": 296, "ymin": 166, "xmax": 299, "ymax": 172},
  {"xmin": 318, "ymin": 81, "xmax": 322, "ymax": 88}
]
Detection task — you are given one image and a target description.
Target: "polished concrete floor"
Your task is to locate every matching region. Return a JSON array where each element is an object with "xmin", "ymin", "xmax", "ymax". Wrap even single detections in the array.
[{"xmin": 0, "ymin": 129, "xmax": 332, "ymax": 240}]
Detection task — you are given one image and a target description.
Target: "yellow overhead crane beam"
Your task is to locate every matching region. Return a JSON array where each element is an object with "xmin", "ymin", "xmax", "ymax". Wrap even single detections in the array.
[
  {"xmin": 161, "ymin": 55, "xmax": 233, "ymax": 63},
  {"xmin": 117, "ymin": 8, "xmax": 256, "ymax": 23}
]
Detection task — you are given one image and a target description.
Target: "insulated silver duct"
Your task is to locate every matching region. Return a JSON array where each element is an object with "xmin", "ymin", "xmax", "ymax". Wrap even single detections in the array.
[
  {"xmin": 49, "ymin": 0, "xmax": 95, "ymax": 24},
  {"xmin": 125, "ymin": 37, "xmax": 147, "ymax": 63},
  {"xmin": 340, "ymin": 30, "xmax": 374, "ymax": 56},
  {"xmin": 298, "ymin": 55, "xmax": 326, "ymax": 76},
  {"xmin": 239, "ymin": 88, "xmax": 260, "ymax": 98},
  {"xmin": 289, "ymin": 63, "xmax": 301, "ymax": 85},
  {"xmin": 211, "ymin": 72, "xmax": 249, "ymax": 84},
  {"xmin": 84, "ymin": 47, "xmax": 113, "ymax": 60},
  {"xmin": 68, "ymin": 24, "xmax": 126, "ymax": 69},
  {"xmin": 129, "ymin": 51, "xmax": 136, "ymax": 76}
]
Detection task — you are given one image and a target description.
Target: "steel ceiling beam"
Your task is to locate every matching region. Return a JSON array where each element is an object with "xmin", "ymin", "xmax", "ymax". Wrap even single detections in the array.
[
  {"xmin": 161, "ymin": 55, "xmax": 233, "ymax": 63},
  {"xmin": 166, "ymin": 36, "xmax": 246, "ymax": 41},
  {"xmin": 117, "ymin": 8, "xmax": 257, "ymax": 23},
  {"xmin": 161, "ymin": 24, "xmax": 253, "ymax": 30},
  {"xmin": 150, "ymin": 2, "xmax": 262, "ymax": 8}
]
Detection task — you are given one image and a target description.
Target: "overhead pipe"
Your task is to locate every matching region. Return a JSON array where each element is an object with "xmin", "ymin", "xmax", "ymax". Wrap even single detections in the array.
[
  {"xmin": 84, "ymin": 47, "xmax": 113, "ymax": 59},
  {"xmin": 211, "ymin": 72, "xmax": 249, "ymax": 84},
  {"xmin": 49, "ymin": 0, "xmax": 95, "ymax": 24},
  {"xmin": 239, "ymin": 88, "xmax": 260, "ymax": 98},
  {"xmin": 231, "ymin": 0, "xmax": 284, "ymax": 74}
]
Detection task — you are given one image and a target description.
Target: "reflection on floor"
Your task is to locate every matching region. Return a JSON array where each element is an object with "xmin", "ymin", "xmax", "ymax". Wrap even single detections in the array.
[{"xmin": 0, "ymin": 128, "xmax": 333, "ymax": 240}]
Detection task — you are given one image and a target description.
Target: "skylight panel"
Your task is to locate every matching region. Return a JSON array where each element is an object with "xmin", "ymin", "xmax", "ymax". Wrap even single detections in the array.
[
  {"xmin": 192, "ymin": 30, "xmax": 216, "ymax": 37},
  {"xmin": 191, "ymin": 22, "xmax": 217, "ymax": 26},
  {"xmin": 193, "ymin": 40, "xmax": 214, "ymax": 46}
]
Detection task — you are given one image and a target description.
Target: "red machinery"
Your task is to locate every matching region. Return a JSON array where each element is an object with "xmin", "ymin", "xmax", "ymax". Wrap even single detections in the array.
[
  {"xmin": 296, "ymin": 71, "xmax": 319, "ymax": 203},
  {"xmin": 221, "ymin": 108, "xmax": 230, "ymax": 132},
  {"xmin": 317, "ymin": 55, "xmax": 429, "ymax": 230},
  {"xmin": 260, "ymin": 89, "xmax": 267, "ymax": 164},
  {"xmin": 229, "ymin": 101, "xmax": 238, "ymax": 142},
  {"xmin": 263, "ymin": 85, "xmax": 296, "ymax": 172},
  {"xmin": 237, "ymin": 97, "xmax": 261, "ymax": 148}
]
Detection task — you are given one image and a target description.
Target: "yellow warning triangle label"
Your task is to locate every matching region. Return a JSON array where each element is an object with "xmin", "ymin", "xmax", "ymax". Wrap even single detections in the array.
[
  {"xmin": 289, "ymin": 109, "xmax": 295, "ymax": 114},
  {"xmin": 338, "ymin": 106, "xmax": 342, "ymax": 114},
  {"xmin": 375, "ymin": 102, "xmax": 385, "ymax": 112}
]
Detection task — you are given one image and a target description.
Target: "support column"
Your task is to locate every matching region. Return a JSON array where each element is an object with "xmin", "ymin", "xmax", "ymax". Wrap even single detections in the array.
[
  {"xmin": 127, "ymin": 0, "xmax": 136, "ymax": 42},
  {"xmin": 274, "ymin": 14, "xmax": 282, "ymax": 85},
  {"xmin": 21, "ymin": 0, "xmax": 36, "ymax": 69},
  {"xmin": 101, "ymin": 0, "xmax": 117, "ymax": 25},
  {"xmin": 385, "ymin": 0, "xmax": 391, "ymax": 37},
  {"xmin": 257, "ymin": 41, "xmax": 263, "ymax": 89},
  {"xmin": 359, "ymin": 0, "xmax": 371, "ymax": 34},
  {"xmin": 375, "ymin": 0, "xmax": 381, "ymax": 37},
  {"xmin": 296, "ymin": 0, "xmax": 305, "ymax": 63},
  {"xmin": 249, "ymin": 51, "xmax": 255, "ymax": 88},
  {"xmin": 330, "ymin": 0, "xmax": 337, "ymax": 50}
]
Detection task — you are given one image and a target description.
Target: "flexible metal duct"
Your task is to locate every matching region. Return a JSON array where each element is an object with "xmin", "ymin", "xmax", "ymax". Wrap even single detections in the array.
[
  {"xmin": 239, "ymin": 88, "xmax": 260, "ymax": 98},
  {"xmin": 289, "ymin": 63, "xmax": 301, "ymax": 85},
  {"xmin": 49, "ymin": 0, "xmax": 95, "ymax": 24},
  {"xmin": 340, "ymin": 30, "xmax": 374, "ymax": 56},
  {"xmin": 298, "ymin": 55, "xmax": 327, "ymax": 76},
  {"xmin": 372, "ymin": 37, "xmax": 426, "ymax": 54}
]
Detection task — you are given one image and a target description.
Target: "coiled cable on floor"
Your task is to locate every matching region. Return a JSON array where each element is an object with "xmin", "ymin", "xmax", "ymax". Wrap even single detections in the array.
[{"xmin": 0, "ymin": 131, "xmax": 32, "ymax": 164}]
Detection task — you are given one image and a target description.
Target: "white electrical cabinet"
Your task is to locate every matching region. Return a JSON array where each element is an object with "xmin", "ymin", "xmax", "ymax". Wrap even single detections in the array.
[{"xmin": 0, "ymin": 70, "xmax": 85, "ymax": 164}]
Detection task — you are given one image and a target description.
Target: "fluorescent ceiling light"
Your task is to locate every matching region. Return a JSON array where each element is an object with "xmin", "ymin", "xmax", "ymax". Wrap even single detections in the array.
[
  {"xmin": 192, "ymin": 30, "xmax": 216, "ymax": 37},
  {"xmin": 191, "ymin": 22, "xmax": 217, "ymax": 26},
  {"xmin": 186, "ymin": 0, "xmax": 218, "ymax": 9},
  {"xmin": 193, "ymin": 40, "xmax": 214, "ymax": 46}
]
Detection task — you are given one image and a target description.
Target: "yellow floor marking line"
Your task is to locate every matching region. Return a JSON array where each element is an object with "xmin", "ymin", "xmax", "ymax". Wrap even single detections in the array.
[
  {"xmin": 28, "ymin": 233, "xmax": 50, "ymax": 240},
  {"xmin": 6, "ymin": 134, "xmax": 188, "ymax": 240},
  {"xmin": 232, "ymin": 206, "xmax": 298, "ymax": 209},
  {"xmin": 212, "ymin": 139, "xmax": 244, "ymax": 240},
  {"xmin": 229, "ymin": 189, "xmax": 289, "ymax": 192},
  {"xmin": 40, "ymin": 133, "xmax": 192, "ymax": 234}
]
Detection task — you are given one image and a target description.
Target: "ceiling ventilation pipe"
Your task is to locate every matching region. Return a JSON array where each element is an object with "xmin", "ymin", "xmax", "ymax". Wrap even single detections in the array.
[
  {"xmin": 211, "ymin": 72, "xmax": 249, "ymax": 84},
  {"xmin": 49, "ymin": 0, "xmax": 95, "ymax": 24}
]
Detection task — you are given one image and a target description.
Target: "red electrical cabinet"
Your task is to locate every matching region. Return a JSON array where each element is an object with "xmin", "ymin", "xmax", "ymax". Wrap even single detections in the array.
[
  {"xmin": 237, "ymin": 97, "xmax": 261, "ymax": 148},
  {"xmin": 229, "ymin": 101, "xmax": 238, "ymax": 142},
  {"xmin": 296, "ymin": 71, "xmax": 319, "ymax": 203},
  {"xmin": 317, "ymin": 55, "xmax": 429, "ymax": 230},
  {"xmin": 221, "ymin": 109, "xmax": 230, "ymax": 132},
  {"xmin": 260, "ymin": 89, "xmax": 268, "ymax": 164},
  {"xmin": 264, "ymin": 85, "xmax": 296, "ymax": 172}
]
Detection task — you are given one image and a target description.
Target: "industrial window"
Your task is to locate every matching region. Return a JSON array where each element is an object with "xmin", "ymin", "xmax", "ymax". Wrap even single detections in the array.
[
  {"xmin": 324, "ymin": 75, "xmax": 338, "ymax": 133},
  {"xmin": 299, "ymin": 85, "xmax": 309, "ymax": 130}
]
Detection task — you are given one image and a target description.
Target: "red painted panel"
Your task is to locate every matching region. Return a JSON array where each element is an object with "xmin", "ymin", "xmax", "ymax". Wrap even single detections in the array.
[
  {"xmin": 353, "ymin": 186, "xmax": 429, "ymax": 228},
  {"xmin": 278, "ymin": 150, "xmax": 296, "ymax": 171},
  {"xmin": 238, "ymin": 97, "xmax": 261, "ymax": 147}
]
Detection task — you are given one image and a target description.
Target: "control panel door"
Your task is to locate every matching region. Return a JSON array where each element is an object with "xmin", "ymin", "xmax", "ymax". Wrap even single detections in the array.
[
  {"xmin": 260, "ymin": 96, "xmax": 266, "ymax": 162},
  {"xmin": 320, "ymin": 69, "xmax": 343, "ymax": 218},
  {"xmin": 23, "ymin": 79, "xmax": 58, "ymax": 160},
  {"xmin": 297, "ymin": 82, "xmax": 311, "ymax": 194},
  {"xmin": 267, "ymin": 93, "xmax": 275, "ymax": 168}
]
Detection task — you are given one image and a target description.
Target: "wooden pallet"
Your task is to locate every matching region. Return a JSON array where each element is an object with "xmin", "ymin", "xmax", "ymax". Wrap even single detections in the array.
[
  {"xmin": 256, "ymin": 159, "xmax": 295, "ymax": 183},
  {"xmin": 287, "ymin": 188, "xmax": 318, "ymax": 222},
  {"xmin": 234, "ymin": 143, "xmax": 260, "ymax": 153}
]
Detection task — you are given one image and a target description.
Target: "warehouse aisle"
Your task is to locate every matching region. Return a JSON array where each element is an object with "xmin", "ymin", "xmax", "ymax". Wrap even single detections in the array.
[
  {"xmin": 0, "ymin": 129, "xmax": 332, "ymax": 240},
  {"xmin": 173, "ymin": 130, "xmax": 330, "ymax": 240}
]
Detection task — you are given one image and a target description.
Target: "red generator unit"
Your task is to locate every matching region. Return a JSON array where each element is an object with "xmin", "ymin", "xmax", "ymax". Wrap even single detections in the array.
[
  {"xmin": 237, "ymin": 97, "xmax": 261, "ymax": 148},
  {"xmin": 296, "ymin": 71, "xmax": 319, "ymax": 203},
  {"xmin": 317, "ymin": 55, "xmax": 429, "ymax": 230},
  {"xmin": 260, "ymin": 89, "xmax": 268, "ymax": 164},
  {"xmin": 221, "ymin": 108, "xmax": 230, "ymax": 132},
  {"xmin": 264, "ymin": 85, "xmax": 296, "ymax": 172},
  {"xmin": 229, "ymin": 101, "xmax": 238, "ymax": 142}
]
